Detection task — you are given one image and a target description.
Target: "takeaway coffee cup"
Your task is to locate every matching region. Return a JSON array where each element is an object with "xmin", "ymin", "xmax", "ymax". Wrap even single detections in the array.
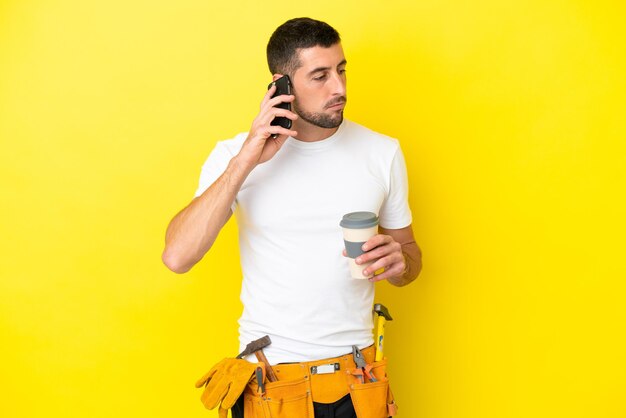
[{"xmin": 340, "ymin": 211, "xmax": 379, "ymax": 279}]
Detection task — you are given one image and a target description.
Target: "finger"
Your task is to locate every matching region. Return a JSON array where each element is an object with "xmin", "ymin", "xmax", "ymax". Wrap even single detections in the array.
[
  {"xmin": 266, "ymin": 107, "xmax": 299, "ymax": 122},
  {"xmin": 261, "ymin": 84, "xmax": 277, "ymax": 107},
  {"xmin": 357, "ymin": 240, "xmax": 401, "ymax": 264},
  {"xmin": 356, "ymin": 245, "xmax": 390, "ymax": 265},
  {"xmin": 342, "ymin": 249, "xmax": 347, "ymax": 257},
  {"xmin": 368, "ymin": 273, "xmax": 388, "ymax": 283},
  {"xmin": 369, "ymin": 267, "xmax": 402, "ymax": 282},
  {"xmin": 255, "ymin": 110, "xmax": 298, "ymax": 135},
  {"xmin": 266, "ymin": 125, "xmax": 298, "ymax": 138},
  {"xmin": 362, "ymin": 234, "xmax": 392, "ymax": 252},
  {"xmin": 261, "ymin": 93, "xmax": 295, "ymax": 111},
  {"xmin": 252, "ymin": 121, "xmax": 297, "ymax": 139},
  {"xmin": 367, "ymin": 262, "xmax": 405, "ymax": 283},
  {"xmin": 362, "ymin": 254, "xmax": 398, "ymax": 277}
]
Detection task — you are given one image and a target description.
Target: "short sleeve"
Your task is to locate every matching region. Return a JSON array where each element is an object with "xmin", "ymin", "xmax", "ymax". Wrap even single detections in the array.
[
  {"xmin": 378, "ymin": 146, "xmax": 412, "ymax": 229},
  {"xmin": 194, "ymin": 141, "xmax": 237, "ymax": 212}
]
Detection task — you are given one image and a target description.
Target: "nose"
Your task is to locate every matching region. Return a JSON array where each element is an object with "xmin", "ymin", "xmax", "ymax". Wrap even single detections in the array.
[{"xmin": 329, "ymin": 70, "xmax": 346, "ymax": 97}]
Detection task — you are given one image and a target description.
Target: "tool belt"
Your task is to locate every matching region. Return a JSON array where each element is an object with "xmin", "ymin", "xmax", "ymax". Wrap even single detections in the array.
[{"xmin": 198, "ymin": 345, "xmax": 397, "ymax": 418}]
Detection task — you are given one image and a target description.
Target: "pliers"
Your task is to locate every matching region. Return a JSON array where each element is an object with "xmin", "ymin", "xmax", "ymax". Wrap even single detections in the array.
[{"xmin": 352, "ymin": 345, "xmax": 378, "ymax": 383}]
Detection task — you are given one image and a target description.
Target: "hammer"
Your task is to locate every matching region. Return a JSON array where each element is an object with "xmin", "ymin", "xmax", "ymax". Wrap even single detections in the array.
[
  {"xmin": 373, "ymin": 303, "xmax": 393, "ymax": 361},
  {"xmin": 236, "ymin": 335, "xmax": 278, "ymax": 382}
]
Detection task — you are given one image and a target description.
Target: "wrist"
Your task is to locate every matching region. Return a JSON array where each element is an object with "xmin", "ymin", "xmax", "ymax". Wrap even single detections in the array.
[
  {"xmin": 230, "ymin": 154, "xmax": 255, "ymax": 178},
  {"xmin": 388, "ymin": 253, "xmax": 410, "ymax": 287}
]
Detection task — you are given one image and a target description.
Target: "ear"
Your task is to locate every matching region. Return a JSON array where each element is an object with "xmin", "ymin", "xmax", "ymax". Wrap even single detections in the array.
[{"xmin": 272, "ymin": 73, "xmax": 284, "ymax": 82}]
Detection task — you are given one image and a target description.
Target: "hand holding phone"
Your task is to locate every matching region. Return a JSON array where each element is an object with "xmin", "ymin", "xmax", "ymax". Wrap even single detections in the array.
[
  {"xmin": 238, "ymin": 76, "xmax": 297, "ymax": 168},
  {"xmin": 267, "ymin": 75, "xmax": 293, "ymax": 137}
]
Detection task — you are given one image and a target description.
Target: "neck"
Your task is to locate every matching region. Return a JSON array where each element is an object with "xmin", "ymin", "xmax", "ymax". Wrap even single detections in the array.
[{"xmin": 292, "ymin": 119, "xmax": 341, "ymax": 142}]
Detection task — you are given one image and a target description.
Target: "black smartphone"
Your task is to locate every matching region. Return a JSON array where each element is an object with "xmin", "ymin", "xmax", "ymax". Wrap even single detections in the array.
[{"xmin": 267, "ymin": 75, "xmax": 292, "ymax": 131}]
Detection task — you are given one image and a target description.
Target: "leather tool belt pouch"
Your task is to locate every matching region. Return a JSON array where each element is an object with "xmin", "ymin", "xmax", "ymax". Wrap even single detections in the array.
[
  {"xmin": 243, "ymin": 368, "xmax": 315, "ymax": 418},
  {"xmin": 241, "ymin": 345, "xmax": 397, "ymax": 418},
  {"xmin": 347, "ymin": 357, "xmax": 398, "ymax": 418}
]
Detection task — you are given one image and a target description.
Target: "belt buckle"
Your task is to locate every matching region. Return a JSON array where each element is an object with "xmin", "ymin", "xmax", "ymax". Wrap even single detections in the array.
[{"xmin": 310, "ymin": 363, "xmax": 340, "ymax": 375}]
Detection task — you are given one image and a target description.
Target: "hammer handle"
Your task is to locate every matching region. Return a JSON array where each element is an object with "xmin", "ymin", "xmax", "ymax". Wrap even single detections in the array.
[
  {"xmin": 375, "ymin": 316, "xmax": 387, "ymax": 361},
  {"xmin": 255, "ymin": 350, "xmax": 278, "ymax": 382}
]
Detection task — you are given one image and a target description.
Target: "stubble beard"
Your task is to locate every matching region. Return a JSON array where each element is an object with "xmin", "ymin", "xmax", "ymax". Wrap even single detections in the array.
[{"xmin": 293, "ymin": 97, "xmax": 347, "ymax": 129}]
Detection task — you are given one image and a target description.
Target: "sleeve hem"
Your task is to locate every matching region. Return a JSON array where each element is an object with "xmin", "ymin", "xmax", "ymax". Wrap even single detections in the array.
[{"xmin": 379, "ymin": 216, "xmax": 413, "ymax": 230}]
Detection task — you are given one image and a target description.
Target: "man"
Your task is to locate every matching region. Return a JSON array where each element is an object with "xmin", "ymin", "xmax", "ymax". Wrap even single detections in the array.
[{"xmin": 163, "ymin": 17, "xmax": 421, "ymax": 418}]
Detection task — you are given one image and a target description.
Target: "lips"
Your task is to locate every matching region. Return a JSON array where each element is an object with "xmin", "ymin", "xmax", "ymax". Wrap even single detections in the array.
[{"xmin": 326, "ymin": 100, "xmax": 346, "ymax": 110}]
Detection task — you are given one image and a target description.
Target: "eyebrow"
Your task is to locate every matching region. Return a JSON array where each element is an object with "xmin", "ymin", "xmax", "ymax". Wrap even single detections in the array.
[{"xmin": 306, "ymin": 59, "xmax": 347, "ymax": 77}]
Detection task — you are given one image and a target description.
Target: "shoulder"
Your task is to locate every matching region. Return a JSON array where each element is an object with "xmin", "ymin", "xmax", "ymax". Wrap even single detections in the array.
[
  {"xmin": 341, "ymin": 120, "xmax": 400, "ymax": 157},
  {"xmin": 213, "ymin": 132, "xmax": 248, "ymax": 156},
  {"xmin": 199, "ymin": 132, "xmax": 248, "ymax": 163},
  {"xmin": 343, "ymin": 120, "xmax": 399, "ymax": 148}
]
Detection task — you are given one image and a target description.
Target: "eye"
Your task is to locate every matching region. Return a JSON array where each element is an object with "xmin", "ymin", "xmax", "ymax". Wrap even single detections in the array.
[{"xmin": 313, "ymin": 74, "xmax": 327, "ymax": 81}]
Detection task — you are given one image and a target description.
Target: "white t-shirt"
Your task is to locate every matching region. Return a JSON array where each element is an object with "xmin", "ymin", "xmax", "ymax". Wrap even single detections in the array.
[{"xmin": 195, "ymin": 120, "xmax": 412, "ymax": 364}]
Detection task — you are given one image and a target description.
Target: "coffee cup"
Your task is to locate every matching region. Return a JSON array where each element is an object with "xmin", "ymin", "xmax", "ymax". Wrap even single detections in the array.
[{"xmin": 340, "ymin": 211, "xmax": 379, "ymax": 279}]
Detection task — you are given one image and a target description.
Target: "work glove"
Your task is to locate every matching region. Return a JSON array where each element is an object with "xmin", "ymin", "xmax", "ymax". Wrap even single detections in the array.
[{"xmin": 195, "ymin": 358, "xmax": 261, "ymax": 418}]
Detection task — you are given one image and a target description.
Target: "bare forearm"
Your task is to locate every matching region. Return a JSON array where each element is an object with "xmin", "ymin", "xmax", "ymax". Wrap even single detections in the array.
[
  {"xmin": 387, "ymin": 242, "xmax": 422, "ymax": 287},
  {"xmin": 162, "ymin": 83, "xmax": 297, "ymax": 273},
  {"xmin": 162, "ymin": 156, "xmax": 251, "ymax": 273}
]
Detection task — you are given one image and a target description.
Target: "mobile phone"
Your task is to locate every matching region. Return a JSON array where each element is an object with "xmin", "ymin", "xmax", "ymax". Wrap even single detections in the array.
[{"xmin": 267, "ymin": 75, "xmax": 292, "ymax": 131}]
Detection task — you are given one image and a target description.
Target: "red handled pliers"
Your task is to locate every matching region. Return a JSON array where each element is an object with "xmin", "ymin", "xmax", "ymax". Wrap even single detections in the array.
[{"xmin": 352, "ymin": 345, "xmax": 378, "ymax": 383}]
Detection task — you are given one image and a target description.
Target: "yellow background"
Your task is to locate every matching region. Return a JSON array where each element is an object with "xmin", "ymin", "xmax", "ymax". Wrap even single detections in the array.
[{"xmin": 1, "ymin": 1, "xmax": 625, "ymax": 417}]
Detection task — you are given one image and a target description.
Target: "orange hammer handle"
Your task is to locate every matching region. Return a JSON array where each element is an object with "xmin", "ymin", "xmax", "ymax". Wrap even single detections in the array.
[{"xmin": 255, "ymin": 350, "xmax": 279, "ymax": 382}]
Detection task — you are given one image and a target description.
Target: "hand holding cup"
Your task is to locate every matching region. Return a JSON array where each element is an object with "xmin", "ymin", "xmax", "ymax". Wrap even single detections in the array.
[{"xmin": 340, "ymin": 212, "xmax": 379, "ymax": 279}]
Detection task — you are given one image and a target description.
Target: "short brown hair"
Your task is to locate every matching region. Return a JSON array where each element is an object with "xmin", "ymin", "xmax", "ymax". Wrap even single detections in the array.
[{"xmin": 267, "ymin": 18, "xmax": 341, "ymax": 76}]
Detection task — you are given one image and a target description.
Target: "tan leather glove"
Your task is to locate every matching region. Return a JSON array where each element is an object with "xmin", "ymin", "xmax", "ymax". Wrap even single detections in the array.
[{"xmin": 195, "ymin": 358, "xmax": 261, "ymax": 418}]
